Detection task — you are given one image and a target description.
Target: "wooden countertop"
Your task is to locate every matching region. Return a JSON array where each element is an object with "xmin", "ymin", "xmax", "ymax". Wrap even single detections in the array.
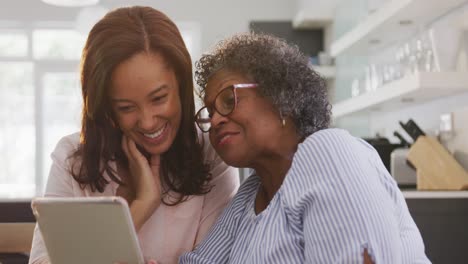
[{"xmin": 0, "ymin": 223, "xmax": 35, "ymax": 253}]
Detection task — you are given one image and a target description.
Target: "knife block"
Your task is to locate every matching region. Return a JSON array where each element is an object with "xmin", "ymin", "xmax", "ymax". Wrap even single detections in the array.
[{"xmin": 407, "ymin": 136, "xmax": 468, "ymax": 190}]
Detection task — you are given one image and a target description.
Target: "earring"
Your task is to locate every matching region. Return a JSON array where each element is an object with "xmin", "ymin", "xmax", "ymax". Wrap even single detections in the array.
[{"xmin": 280, "ymin": 110, "xmax": 286, "ymax": 127}]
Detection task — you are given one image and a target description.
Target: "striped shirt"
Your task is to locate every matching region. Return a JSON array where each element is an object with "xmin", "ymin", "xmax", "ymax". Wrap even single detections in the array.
[{"xmin": 180, "ymin": 129, "xmax": 431, "ymax": 263}]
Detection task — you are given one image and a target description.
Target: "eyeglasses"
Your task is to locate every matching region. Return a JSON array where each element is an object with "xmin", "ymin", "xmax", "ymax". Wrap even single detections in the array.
[{"xmin": 195, "ymin": 83, "xmax": 258, "ymax": 132}]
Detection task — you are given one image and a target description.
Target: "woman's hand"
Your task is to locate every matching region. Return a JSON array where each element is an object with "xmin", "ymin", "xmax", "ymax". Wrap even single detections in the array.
[
  {"xmin": 363, "ymin": 248, "xmax": 374, "ymax": 264},
  {"xmin": 121, "ymin": 135, "xmax": 162, "ymax": 231}
]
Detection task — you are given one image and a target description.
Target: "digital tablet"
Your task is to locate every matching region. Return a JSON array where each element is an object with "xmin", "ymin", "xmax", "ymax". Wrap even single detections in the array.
[{"xmin": 31, "ymin": 196, "xmax": 145, "ymax": 264}]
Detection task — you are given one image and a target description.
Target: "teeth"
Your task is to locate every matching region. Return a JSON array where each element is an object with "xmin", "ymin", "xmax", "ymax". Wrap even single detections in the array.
[{"xmin": 143, "ymin": 126, "xmax": 165, "ymax": 139}]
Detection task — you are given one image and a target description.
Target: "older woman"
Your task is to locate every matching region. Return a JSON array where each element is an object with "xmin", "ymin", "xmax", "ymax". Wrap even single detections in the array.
[{"xmin": 180, "ymin": 33, "xmax": 430, "ymax": 263}]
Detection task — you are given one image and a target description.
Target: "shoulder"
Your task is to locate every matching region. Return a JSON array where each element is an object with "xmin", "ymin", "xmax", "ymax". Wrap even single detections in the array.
[
  {"xmin": 295, "ymin": 128, "xmax": 373, "ymax": 159},
  {"xmin": 52, "ymin": 132, "xmax": 80, "ymax": 157},
  {"xmin": 222, "ymin": 175, "xmax": 259, "ymax": 216},
  {"xmin": 50, "ymin": 132, "xmax": 81, "ymax": 168},
  {"xmin": 289, "ymin": 128, "xmax": 377, "ymax": 175},
  {"xmin": 235, "ymin": 175, "xmax": 260, "ymax": 202},
  {"xmin": 43, "ymin": 132, "xmax": 82, "ymax": 196},
  {"xmin": 281, "ymin": 128, "xmax": 383, "ymax": 207},
  {"xmin": 215, "ymin": 175, "xmax": 259, "ymax": 226},
  {"xmin": 286, "ymin": 128, "xmax": 362, "ymax": 177}
]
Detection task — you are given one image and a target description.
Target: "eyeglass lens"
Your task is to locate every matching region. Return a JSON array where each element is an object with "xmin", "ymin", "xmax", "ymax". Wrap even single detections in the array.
[
  {"xmin": 216, "ymin": 87, "xmax": 236, "ymax": 116},
  {"xmin": 196, "ymin": 107, "xmax": 211, "ymax": 132}
]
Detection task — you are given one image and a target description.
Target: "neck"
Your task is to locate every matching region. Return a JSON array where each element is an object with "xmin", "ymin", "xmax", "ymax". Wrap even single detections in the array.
[
  {"xmin": 254, "ymin": 158, "xmax": 292, "ymax": 201},
  {"xmin": 252, "ymin": 133, "xmax": 300, "ymax": 202}
]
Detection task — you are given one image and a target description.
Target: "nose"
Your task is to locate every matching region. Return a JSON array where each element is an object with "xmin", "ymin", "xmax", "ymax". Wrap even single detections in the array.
[
  {"xmin": 210, "ymin": 110, "xmax": 228, "ymax": 131},
  {"xmin": 138, "ymin": 107, "xmax": 156, "ymax": 131}
]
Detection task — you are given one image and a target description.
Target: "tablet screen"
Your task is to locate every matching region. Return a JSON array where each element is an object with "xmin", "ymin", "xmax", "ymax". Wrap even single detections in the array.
[{"xmin": 32, "ymin": 196, "xmax": 145, "ymax": 264}]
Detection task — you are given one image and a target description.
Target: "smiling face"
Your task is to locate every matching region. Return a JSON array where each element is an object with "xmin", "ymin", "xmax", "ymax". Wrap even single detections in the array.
[
  {"xmin": 110, "ymin": 51, "xmax": 181, "ymax": 156},
  {"xmin": 204, "ymin": 69, "xmax": 284, "ymax": 168}
]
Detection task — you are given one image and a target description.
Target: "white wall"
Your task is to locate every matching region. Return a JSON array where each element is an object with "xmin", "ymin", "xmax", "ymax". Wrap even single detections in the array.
[
  {"xmin": 0, "ymin": 0, "xmax": 296, "ymax": 54},
  {"xmin": 126, "ymin": 0, "xmax": 296, "ymax": 52}
]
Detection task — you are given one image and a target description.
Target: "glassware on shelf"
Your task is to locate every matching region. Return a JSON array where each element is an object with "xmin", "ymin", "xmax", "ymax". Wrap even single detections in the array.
[
  {"xmin": 364, "ymin": 63, "xmax": 383, "ymax": 92},
  {"xmin": 394, "ymin": 28, "xmax": 440, "ymax": 78},
  {"xmin": 351, "ymin": 78, "xmax": 361, "ymax": 97},
  {"xmin": 381, "ymin": 64, "xmax": 396, "ymax": 85},
  {"xmin": 420, "ymin": 29, "xmax": 440, "ymax": 72}
]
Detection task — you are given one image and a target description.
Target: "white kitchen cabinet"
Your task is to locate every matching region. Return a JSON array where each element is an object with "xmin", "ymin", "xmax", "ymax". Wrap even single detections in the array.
[
  {"xmin": 311, "ymin": 65, "xmax": 336, "ymax": 79},
  {"xmin": 293, "ymin": 0, "xmax": 337, "ymax": 29},
  {"xmin": 293, "ymin": 9, "xmax": 333, "ymax": 29}
]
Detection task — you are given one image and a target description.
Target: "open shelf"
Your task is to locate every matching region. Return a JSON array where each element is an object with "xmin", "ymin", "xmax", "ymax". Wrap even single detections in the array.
[
  {"xmin": 330, "ymin": 0, "xmax": 468, "ymax": 57},
  {"xmin": 293, "ymin": 9, "xmax": 333, "ymax": 29},
  {"xmin": 332, "ymin": 71, "xmax": 468, "ymax": 118},
  {"xmin": 311, "ymin": 65, "xmax": 335, "ymax": 79}
]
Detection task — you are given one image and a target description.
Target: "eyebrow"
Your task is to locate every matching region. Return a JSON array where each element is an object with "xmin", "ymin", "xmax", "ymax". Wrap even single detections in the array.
[{"xmin": 111, "ymin": 85, "xmax": 168, "ymax": 103}]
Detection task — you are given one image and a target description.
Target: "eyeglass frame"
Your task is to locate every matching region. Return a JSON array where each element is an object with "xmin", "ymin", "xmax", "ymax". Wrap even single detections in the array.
[{"xmin": 195, "ymin": 83, "xmax": 258, "ymax": 132}]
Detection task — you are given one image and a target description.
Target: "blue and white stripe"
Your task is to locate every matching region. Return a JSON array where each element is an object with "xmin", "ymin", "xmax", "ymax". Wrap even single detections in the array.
[{"xmin": 180, "ymin": 129, "xmax": 431, "ymax": 263}]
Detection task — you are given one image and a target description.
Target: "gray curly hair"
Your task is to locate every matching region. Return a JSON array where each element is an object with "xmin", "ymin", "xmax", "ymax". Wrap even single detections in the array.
[{"xmin": 195, "ymin": 33, "xmax": 331, "ymax": 138}]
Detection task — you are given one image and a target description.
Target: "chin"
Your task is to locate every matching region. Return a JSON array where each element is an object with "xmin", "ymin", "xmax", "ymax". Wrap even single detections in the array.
[
  {"xmin": 145, "ymin": 143, "xmax": 172, "ymax": 156},
  {"xmin": 218, "ymin": 152, "xmax": 249, "ymax": 168}
]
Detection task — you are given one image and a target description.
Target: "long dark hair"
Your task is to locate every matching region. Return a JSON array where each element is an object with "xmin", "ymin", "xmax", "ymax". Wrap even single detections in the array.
[{"xmin": 72, "ymin": 6, "xmax": 211, "ymax": 205}]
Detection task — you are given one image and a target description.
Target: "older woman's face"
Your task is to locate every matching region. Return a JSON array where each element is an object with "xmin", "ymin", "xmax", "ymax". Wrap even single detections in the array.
[{"xmin": 205, "ymin": 69, "xmax": 282, "ymax": 168}]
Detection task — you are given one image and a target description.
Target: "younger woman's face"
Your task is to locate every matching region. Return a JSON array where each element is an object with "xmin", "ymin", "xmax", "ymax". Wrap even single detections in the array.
[{"xmin": 110, "ymin": 51, "xmax": 182, "ymax": 156}]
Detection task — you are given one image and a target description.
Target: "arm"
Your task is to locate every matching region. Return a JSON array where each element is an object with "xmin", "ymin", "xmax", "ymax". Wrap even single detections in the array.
[
  {"xmin": 29, "ymin": 135, "xmax": 78, "ymax": 264},
  {"xmin": 300, "ymin": 179, "xmax": 402, "ymax": 263},
  {"xmin": 288, "ymin": 130, "xmax": 403, "ymax": 263},
  {"xmin": 121, "ymin": 136, "xmax": 161, "ymax": 231}
]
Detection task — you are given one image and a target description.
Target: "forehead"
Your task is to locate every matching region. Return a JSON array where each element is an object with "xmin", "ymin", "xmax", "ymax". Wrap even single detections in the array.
[
  {"xmin": 204, "ymin": 69, "xmax": 251, "ymax": 102},
  {"xmin": 110, "ymin": 51, "xmax": 177, "ymax": 97}
]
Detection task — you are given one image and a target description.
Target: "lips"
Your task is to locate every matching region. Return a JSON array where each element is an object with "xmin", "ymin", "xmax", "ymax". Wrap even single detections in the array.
[
  {"xmin": 215, "ymin": 131, "xmax": 239, "ymax": 147},
  {"xmin": 139, "ymin": 123, "xmax": 168, "ymax": 144},
  {"xmin": 143, "ymin": 124, "xmax": 166, "ymax": 139}
]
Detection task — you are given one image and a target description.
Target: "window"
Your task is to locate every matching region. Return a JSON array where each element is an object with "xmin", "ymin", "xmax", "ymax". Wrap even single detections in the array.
[
  {"xmin": 0, "ymin": 28, "xmax": 85, "ymax": 198},
  {"xmin": 42, "ymin": 72, "xmax": 82, "ymax": 186},
  {"xmin": 0, "ymin": 32, "xmax": 28, "ymax": 57},
  {"xmin": 33, "ymin": 29, "xmax": 84, "ymax": 60},
  {"xmin": 0, "ymin": 62, "xmax": 35, "ymax": 198}
]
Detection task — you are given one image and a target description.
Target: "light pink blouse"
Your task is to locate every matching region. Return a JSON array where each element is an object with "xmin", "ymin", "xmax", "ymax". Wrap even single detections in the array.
[{"xmin": 29, "ymin": 132, "xmax": 239, "ymax": 264}]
